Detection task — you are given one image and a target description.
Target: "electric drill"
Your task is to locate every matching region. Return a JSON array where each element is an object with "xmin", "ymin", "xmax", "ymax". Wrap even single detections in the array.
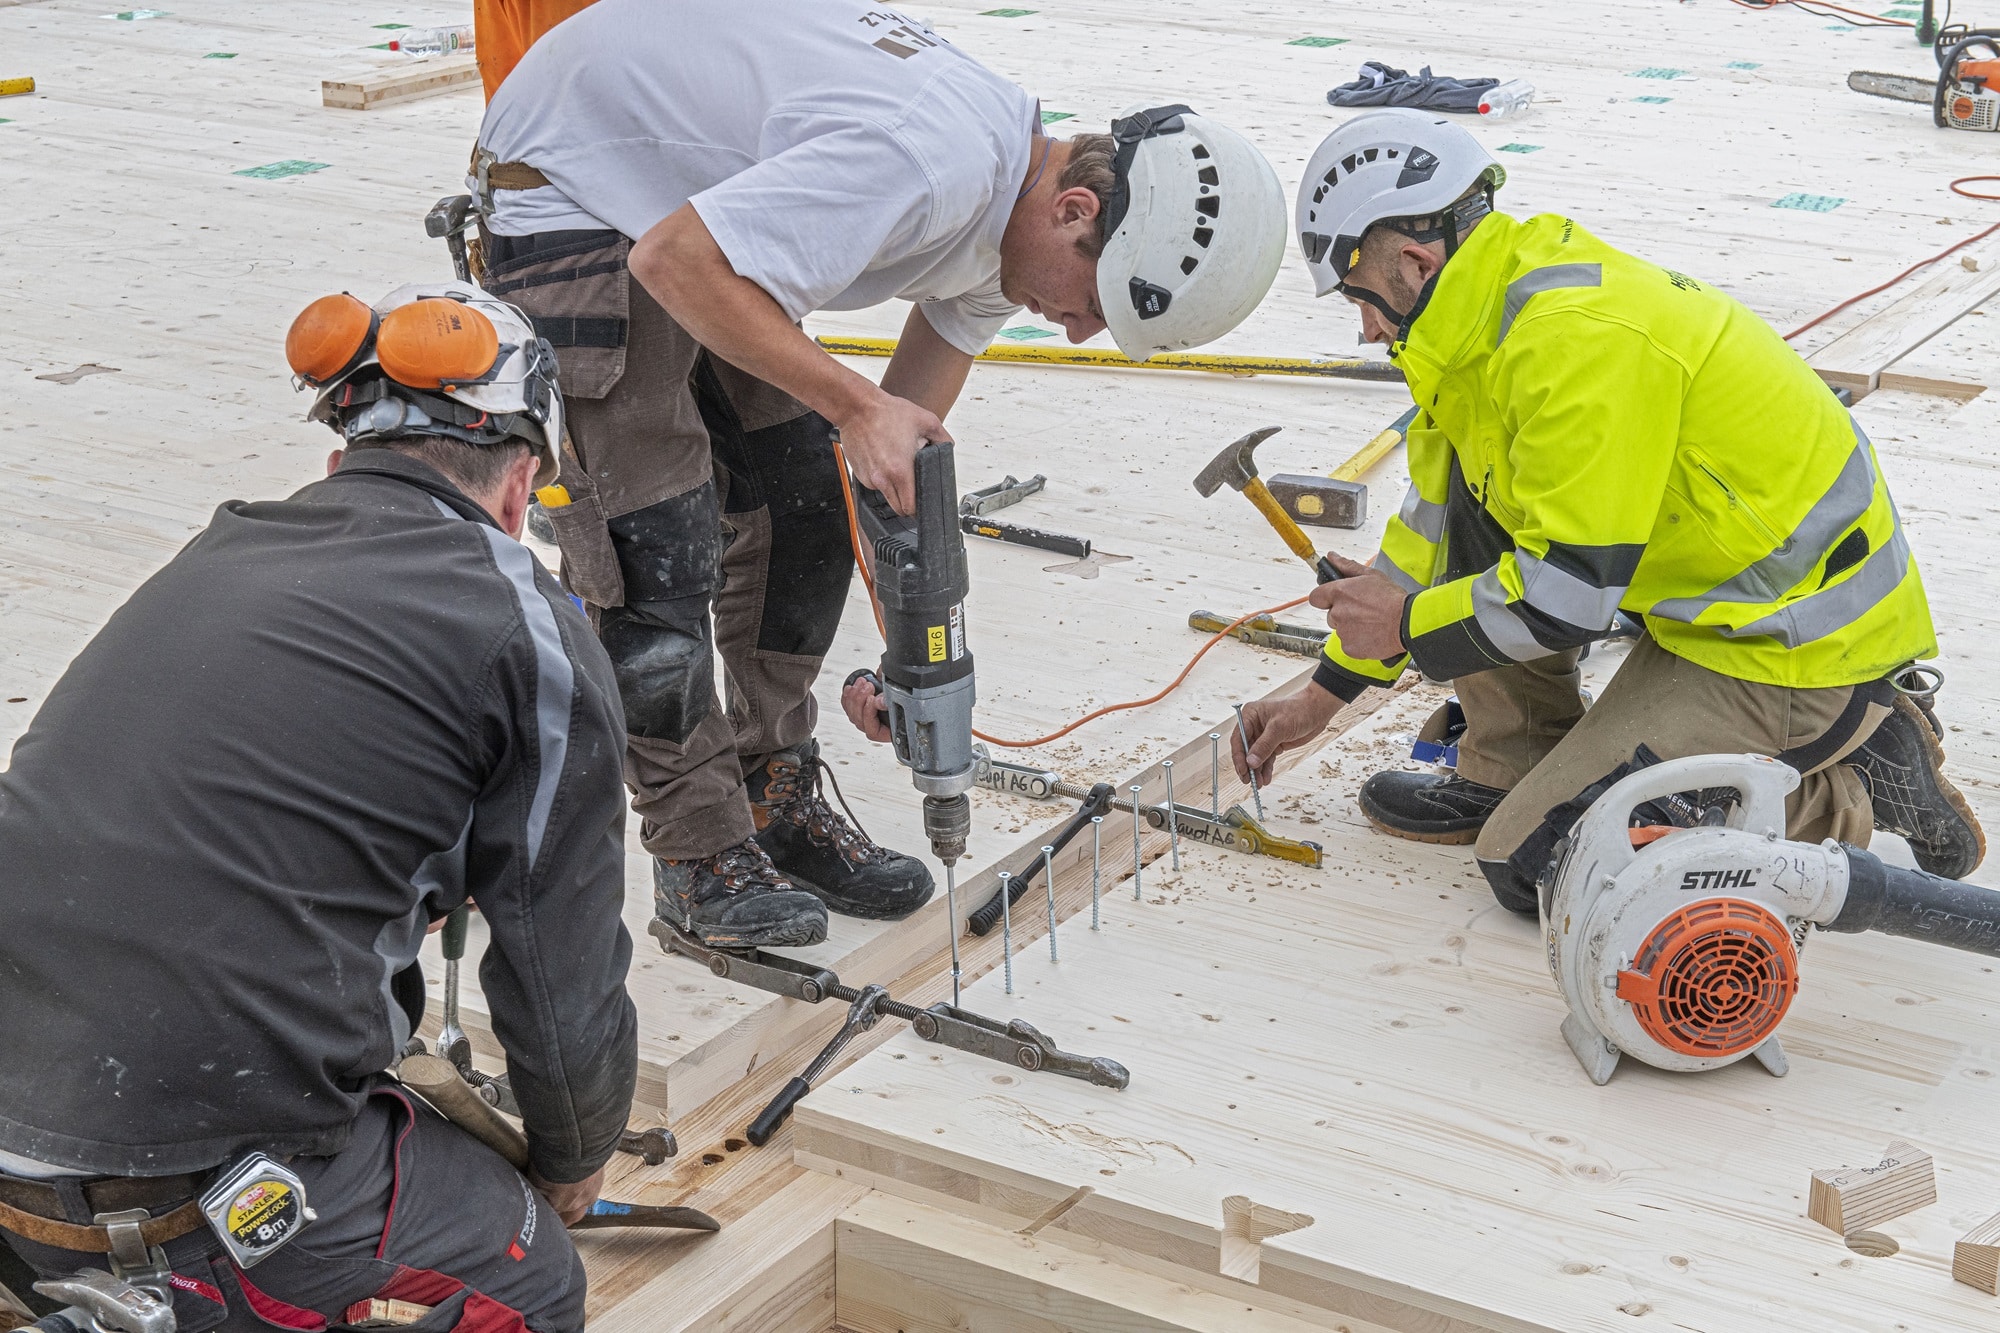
[{"xmin": 852, "ymin": 441, "xmax": 976, "ymax": 865}]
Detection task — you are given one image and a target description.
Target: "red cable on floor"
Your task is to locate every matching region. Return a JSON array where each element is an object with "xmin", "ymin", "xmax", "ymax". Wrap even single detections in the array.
[{"xmin": 1787, "ymin": 178, "xmax": 2000, "ymax": 342}]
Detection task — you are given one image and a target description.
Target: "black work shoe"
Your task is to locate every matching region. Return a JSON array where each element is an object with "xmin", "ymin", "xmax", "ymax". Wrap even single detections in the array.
[
  {"xmin": 747, "ymin": 739, "xmax": 935, "ymax": 920},
  {"xmin": 1357, "ymin": 770, "xmax": 1507, "ymax": 845},
  {"xmin": 1850, "ymin": 695, "xmax": 1986, "ymax": 879},
  {"xmin": 653, "ymin": 839, "xmax": 828, "ymax": 950}
]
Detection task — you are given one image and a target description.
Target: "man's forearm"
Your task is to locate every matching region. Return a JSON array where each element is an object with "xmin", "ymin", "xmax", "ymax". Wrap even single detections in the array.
[
  {"xmin": 880, "ymin": 304, "xmax": 974, "ymax": 421},
  {"xmin": 630, "ymin": 205, "xmax": 879, "ymax": 426}
]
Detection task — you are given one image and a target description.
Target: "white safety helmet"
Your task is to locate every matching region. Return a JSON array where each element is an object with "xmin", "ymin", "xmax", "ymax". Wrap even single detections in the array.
[
  {"xmin": 1295, "ymin": 108, "xmax": 1505, "ymax": 328},
  {"xmin": 287, "ymin": 279, "xmax": 564, "ymax": 488},
  {"xmin": 1097, "ymin": 104, "xmax": 1288, "ymax": 361}
]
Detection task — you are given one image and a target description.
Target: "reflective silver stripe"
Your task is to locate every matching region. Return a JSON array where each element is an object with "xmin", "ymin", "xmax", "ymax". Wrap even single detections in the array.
[
  {"xmin": 1515, "ymin": 549, "xmax": 1625, "ymax": 631},
  {"xmin": 434, "ymin": 497, "xmax": 576, "ymax": 868},
  {"xmin": 1497, "ymin": 263, "xmax": 1602, "ymax": 344},
  {"xmin": 1719, "ymin": 523, "xmax": 1912, "ymax": 649},
  {"xmin": 1651, "ymin": 423, "xmax": 1882, "ymax": 622},
  {"xmin": 1371, "ymin": 549, "xmax": 1424, "ymax": 593},
  {"xmin": 1470, "ymin": 567, "xmax": 1548, "ymax": 659},
  {"xmin": 1396, "ymin": 484, "xmax": 1447, "ymax": 543}
]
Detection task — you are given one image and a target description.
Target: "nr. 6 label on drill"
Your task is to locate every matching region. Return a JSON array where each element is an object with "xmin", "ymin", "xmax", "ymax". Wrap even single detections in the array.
[{"xmin": 926, "ymin": 625, "xmax": 947, "ymax": 662}]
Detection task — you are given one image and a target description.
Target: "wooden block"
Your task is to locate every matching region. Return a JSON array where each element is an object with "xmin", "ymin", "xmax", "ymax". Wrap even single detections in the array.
[
  {"xmin": 321, "ymin": 56, "xmax": 479, "ymax": 110},
  {"xmin": 1954, "ymin": 1210, "xmax": 2000, "ymax": 1295},
  {"xmin": 1805, "ymin": 241, "xmax": 2000, "ymax": 396},
  {"xmin": 1807, "ymin": 1141, "xmax": 1937, "ymax": 1235}
]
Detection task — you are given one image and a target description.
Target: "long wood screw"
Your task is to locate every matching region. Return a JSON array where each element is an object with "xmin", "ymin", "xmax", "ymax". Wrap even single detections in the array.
[
  {"xmin": 998, "ymin": 870, "xmax": 1014, "ymax": 995},
  {"xmin": 1163, "ymin": 760, "xmax": 1181, "ymax": 870},
  {"xmin": 1233, "ymin": 704, "xmax": 1266, "ymax": 821},
  {"xmin": 1042, "ymin": 845, "xmax": 1059, "ymax": 962},
  {"xmin": 1089, "ymin": 816, "xmax": 1103, "ymax": 930},
  {"xmin": 1209, "ymin": 733, "xmax": 1222, "ymax": 819},
  {"xmin": 1130, "ymin": 785, "xmax": 1144, "ymax": 901}
]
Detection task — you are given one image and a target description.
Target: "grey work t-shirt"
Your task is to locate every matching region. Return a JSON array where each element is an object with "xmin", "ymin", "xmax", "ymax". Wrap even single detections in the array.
[{"xmin": 475, "ymin": 0, "xmax": 1035, "ymax": 353}]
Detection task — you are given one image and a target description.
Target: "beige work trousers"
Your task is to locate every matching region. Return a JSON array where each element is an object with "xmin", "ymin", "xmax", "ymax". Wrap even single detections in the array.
[{"xmin": 1461, "ymin": 636, "xmax": 1885, "ymax": 874}]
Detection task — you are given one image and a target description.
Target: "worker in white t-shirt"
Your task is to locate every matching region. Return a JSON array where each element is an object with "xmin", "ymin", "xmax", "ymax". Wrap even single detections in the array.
[{"xmin": 468, "ymin": 0, "xmax": 1287, "ymax": 950}]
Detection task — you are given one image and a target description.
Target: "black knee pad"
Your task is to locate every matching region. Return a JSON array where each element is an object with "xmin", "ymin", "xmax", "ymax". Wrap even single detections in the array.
[
  {"xmin": 599, "ymin": 599, "xmax": 714, "ymax": 743},
  {"xmin": 1478, "ymin": 858, "xmax": 1541, "ymax": 916},
  {"xmin": 609, "ymin": 485, "xmax": 723, "ymax": 605},
  {"xmin": 761, "ymin": 490, "xmax": 854, "ymax": 657}
]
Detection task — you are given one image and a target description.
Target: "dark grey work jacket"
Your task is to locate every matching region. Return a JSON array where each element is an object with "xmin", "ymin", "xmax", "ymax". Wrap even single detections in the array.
[{"xmin": 0, "ymin": 451, "xmax": 637, "ymax": 1184}]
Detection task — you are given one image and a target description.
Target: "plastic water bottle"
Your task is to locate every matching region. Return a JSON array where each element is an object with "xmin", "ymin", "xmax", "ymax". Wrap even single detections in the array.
[
  {"xmin": 1478, "ymin": 78, "xmax": 1534, "ymax": 118},
  {"xmin": 389, "ymin": 25, "xmax": 476, "ymax": 56}
]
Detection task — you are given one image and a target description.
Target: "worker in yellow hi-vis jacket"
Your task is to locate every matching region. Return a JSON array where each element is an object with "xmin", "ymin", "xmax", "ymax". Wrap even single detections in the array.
[{"xmin": 1234, "ymin": 107, "xmax": 1983, "ymax": 914}]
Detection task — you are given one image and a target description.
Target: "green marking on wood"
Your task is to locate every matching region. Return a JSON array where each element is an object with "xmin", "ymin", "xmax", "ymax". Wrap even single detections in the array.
[
  {"xmin": 1633, "ymin": 95, "xmax": 1672, "ymax": 104},
  {"xmin": 1726, "ymin": 61, "xmax": 1761, "ymax": 70},
  {"xmin": 1773, "ymin": 192, "xmax": 1845, "ymax": 212},
  {"xmin": 0, "ymin": 118, "xmax": 12, "ymax": 125},
  {"xmin": 998, "ymin": 325, "xmax": 1058, "ymax": 341},
  {"xmin": 1288, "ymin": 35, "xmax": 1348, "ymax": 47},
  {"xmin": 235, "ymin": 160, "xmax": 330, "ymax": 180},
  {"xmin": 1040, "ymin": 110, "xmax": 1073, "ymax": 124},
  {"xmin": 1498, "ymin": 143, "xmax": 1542, "ymax": 153},
  {"xmin": 979, "ymin": 8, "xmax": 1035, "ymax": 16},
  {"xmin": 372, "ymin": 22, "xmax": 410, "ymax": 29},
  {"xmin": 106, "ymin": 9, "xmax": 171, "ymax": 18},
  {"xmin": 1630, "ymin": 67, "xmax": 1683, "ymax": 79},
  {"xmin": 204, "ymin": 51, "xmax": 237, "ymax": 58}
]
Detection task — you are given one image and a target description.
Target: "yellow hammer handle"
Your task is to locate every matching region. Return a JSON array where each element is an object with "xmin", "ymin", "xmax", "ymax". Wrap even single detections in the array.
[{"xmin": 1243, "ymin": 479, "xmax": 1322, "ymax": 567}]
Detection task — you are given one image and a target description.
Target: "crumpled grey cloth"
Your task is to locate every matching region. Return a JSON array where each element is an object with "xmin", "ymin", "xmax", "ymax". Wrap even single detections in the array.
[{"xmin": 1327, "ymin": 61, "xmax": 1497, "ymax": 113}]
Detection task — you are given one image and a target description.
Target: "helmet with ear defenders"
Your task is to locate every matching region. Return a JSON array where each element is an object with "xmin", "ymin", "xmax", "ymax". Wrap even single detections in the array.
[{"xmin": 287, "ymin": 280, "xmax": 564, "ymax": 488}]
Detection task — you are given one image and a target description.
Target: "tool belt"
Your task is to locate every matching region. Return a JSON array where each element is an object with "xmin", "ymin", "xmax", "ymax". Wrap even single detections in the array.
[
  {"xmin": 471, "ymin": 151, "xmax": 551, "ymax": 193},
  {"xmin": 0, "ymin": 1171, "xmax": 208, "ymax": 1252}
]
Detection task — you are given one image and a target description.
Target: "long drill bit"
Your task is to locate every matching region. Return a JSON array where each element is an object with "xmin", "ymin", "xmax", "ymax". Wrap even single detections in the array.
[{"xmin": 944, "ymin": 861, "xmax": 962, "ymax": 1007}]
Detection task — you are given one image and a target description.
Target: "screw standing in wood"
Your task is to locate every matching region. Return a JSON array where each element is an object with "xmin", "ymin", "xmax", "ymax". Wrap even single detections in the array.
[
  {"xmin": 1233, "ymin": 703, "xmax": 1265, "ymax": 821},
  {"xmin": 1130, "ymin": 784, "xmax": 1144, "ymax": 900},
  {"xmin": 944, "ymin": 862, "xmax": 962, "ymax": 1007},
  {"xmin": 1042, "ymin": 845, "xmax": 1058, "ymax": 962},
  {"xmin": 1163, "ymin": 759, "xmax": 1181, "ymax": 870},
  {"xmin": 998, "ymin": 869, "xmax": 1014, "ymax": 995},
  {"xmin": 1089, "ymin": 815, "xmax": 1103, "ymax": 929},
  {"xmin": 1209, "ymin": 732, "xmax": 1222, "ymax": 819}
]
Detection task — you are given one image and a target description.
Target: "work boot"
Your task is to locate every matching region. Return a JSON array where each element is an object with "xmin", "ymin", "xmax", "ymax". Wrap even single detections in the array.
[
  {"xmin": 653, "ymin": 838, "xmax": 829, "ymax": 950},
  {"xmin": 1357, "ymin": 770, "xmax": 1506, "ymax": 845},
  {"xmin": 1850, "ymin": 695, "xmax": 1986, "ymax": 879},
  {"xmin": 748, "ymin": 739, "xmax": 934, "ymax": 920}
]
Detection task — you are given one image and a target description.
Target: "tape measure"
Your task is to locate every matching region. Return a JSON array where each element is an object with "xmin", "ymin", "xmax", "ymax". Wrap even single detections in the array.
[{"xmin": 199, "ymin": 1153, "xmax": 317, "ymax": 1268}]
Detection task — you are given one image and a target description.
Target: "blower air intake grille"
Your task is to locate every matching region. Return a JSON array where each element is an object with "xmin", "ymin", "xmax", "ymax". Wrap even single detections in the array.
[{"xmin": 1614, "ymin": 899, "xmax": 1799, "ymax": 1059}]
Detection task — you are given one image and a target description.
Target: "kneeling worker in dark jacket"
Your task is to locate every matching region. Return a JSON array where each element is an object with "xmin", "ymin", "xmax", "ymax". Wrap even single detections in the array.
[{"xmin": 0, "ymin": 281, "xmax": 636, "ymax": 1332}]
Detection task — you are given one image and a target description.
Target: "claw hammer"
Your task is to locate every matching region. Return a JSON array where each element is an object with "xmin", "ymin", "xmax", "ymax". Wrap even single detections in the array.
[{"xmin": 1193, "ymin": 427, "xmax": 1344, "ymax": 584}]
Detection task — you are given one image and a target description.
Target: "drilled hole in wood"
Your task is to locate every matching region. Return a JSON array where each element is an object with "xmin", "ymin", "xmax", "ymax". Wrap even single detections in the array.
[
  {"xmin": 1845, "ymin": 1231, "xmax": 1899, "ymax": 1258},
  {"xmin": 700, "ymin": 1152, "xmax": 724, "ymax": 1165},
  {"xmin": 723, "ymin": 1138, "xmax": 747, "ymax": 1152}
]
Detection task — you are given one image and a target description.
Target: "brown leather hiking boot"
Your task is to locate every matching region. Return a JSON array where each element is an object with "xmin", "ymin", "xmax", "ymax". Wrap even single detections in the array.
[
  {"xmin": 1851, "ymin": 694, "xmax": 1986, "ymax": 880},
  {"xmin": 652, "ymin": 837, "xmax": 828, "ymax": 950},
  {"xmin": 747, "ymin": 739, "xmax": 934, "ymax": 920}
]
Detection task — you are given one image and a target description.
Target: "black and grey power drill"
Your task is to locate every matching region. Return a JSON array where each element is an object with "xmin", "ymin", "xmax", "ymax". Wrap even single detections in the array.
[{"xmin": 852, "ymin": 442, "xmax": 976, "ymax": 866}]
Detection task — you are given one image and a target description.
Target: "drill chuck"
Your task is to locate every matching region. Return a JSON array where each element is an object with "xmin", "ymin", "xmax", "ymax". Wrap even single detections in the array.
[{"xmin": 924, "ymin": 793, "xmax": 972, "ymax": 866}]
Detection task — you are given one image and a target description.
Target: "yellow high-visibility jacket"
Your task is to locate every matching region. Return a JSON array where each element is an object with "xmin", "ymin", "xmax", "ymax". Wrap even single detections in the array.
[{"xmin": 1316, "ymin": 212, "xmax": 1935, "ymax": 700}]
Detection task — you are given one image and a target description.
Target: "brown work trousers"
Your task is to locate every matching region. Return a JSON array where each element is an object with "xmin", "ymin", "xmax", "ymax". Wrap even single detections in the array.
[
  {"xmin": 485, "ymin": 231, "xmax": 853, "ymax": 861},
  {"xmin": 1458, "ymin": 636, "xmax": 1888, "ymax": 909}
]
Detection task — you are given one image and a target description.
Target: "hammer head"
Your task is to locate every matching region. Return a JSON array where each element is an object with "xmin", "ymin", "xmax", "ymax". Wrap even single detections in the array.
[{"xmin": 1193, "ymin": 426, "xmax": 1283, "ymax": 497}]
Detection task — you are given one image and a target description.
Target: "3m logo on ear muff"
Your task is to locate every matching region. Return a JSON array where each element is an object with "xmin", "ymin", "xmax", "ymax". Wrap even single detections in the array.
[
  {"xmin": 286, "ymin": 293, "xmax": 378, "ymax": 387},
  {"xmin": 285, "ymin": 293, "xmax": 500, "ymax": 392},
  {"xmin": 378, "ymin": 298, "xmax": 500, "ymax": 390}
]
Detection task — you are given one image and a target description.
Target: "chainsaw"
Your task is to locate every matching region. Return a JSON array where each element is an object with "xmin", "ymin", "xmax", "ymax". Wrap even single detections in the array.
[
  {"xmin": 1541, "ymin": 753, "xmax": 2000, "ymax": 1085},
  {"xmin": 1850, "ymin": 25, "xmax": 2000, "ymax": 131}
]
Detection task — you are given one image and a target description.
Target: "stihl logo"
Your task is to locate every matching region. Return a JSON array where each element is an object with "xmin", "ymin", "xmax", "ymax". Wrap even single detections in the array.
[{"xmin": 1681, "ymin": 868, "xmax": 1759, "ymax": 891}]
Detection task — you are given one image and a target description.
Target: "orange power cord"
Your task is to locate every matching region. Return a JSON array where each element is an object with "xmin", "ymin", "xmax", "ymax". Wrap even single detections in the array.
[
  {"xmin": 1787, "ymin": 177, "xmax": 2000, "ymax": 341},
  {"xmin": 832, "ymin": 437, "xmax": 1313, "ymax": 750}
]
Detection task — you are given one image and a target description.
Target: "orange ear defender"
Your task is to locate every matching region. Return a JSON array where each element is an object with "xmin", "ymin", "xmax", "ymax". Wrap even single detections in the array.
[
  {"xmin": 286, "ymin": 293, "xmax": 378, "ymax": 387},
  {"xmin": 376, "ymin": 298, "xmax": 501, "ymax": 391}
]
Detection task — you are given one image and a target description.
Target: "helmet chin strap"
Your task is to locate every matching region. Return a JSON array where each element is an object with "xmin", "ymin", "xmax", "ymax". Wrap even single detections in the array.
[{"xmin": 1340, "ymin": 188, "xmax": 1491, "ymax": 345}]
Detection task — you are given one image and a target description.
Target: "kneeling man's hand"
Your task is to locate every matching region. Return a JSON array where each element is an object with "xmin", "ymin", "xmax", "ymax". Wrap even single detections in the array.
[
  {"xmin": 1309, "ymin": 553, "xmax": 1408, "ymax": 661},
  {"xmin": 1232, "ymin": 684, "xmax": 1342, "ymax": 788}
]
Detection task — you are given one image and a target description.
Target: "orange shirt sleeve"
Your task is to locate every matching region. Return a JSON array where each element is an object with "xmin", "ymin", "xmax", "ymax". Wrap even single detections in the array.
[{"xmin": 475, "ymin": 0, "xmax": 600, "ymax": 101}]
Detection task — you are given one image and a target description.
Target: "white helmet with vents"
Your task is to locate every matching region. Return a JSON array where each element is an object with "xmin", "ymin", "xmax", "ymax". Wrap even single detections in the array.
[
  {"xmin": 1295, "ymin": 108, "xmax": 1505, "ymax": 300},
  {"xmin": 1097, "ymin": 104, "xmax": 1288, "ymax": 360}
]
